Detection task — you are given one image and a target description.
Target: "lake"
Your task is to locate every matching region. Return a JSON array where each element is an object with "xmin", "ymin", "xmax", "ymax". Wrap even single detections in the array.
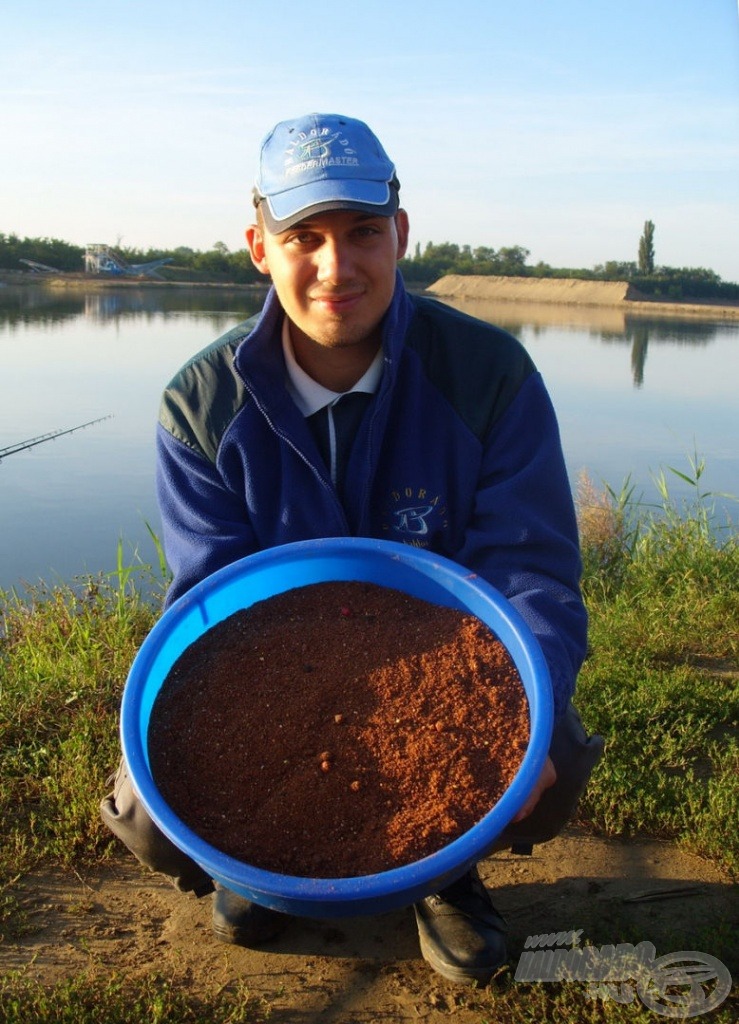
[{"xmin": 1, "ymin": 283, "xmax": 737, "ymax": 593}]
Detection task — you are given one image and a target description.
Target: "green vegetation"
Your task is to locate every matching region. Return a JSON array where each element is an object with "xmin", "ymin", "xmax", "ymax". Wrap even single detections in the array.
[
  {"xmin": 0, "ymin": 463, "xmax": 736, "ymax": 1020},
  {"xmin": 399, "ymin": 240, "xmax": 739, "ymax": 301},
  {"xmin": 574, "ymin": 459, "xmax": 738, "ymax": 872},
  {"xmin": 3, "ymin": 231, "xmax": 738, "ymax": 301},
  {"xmin": 0, "ymin": 554, "xmax": 163, "ymax": 890},
  {"xmin": 0, "ymin": 973, "xmax": 271, "ymax": 1024},
  {"xmin": 2, "ymin": 969, "xmax": 736, "ymax": 1024},
  {"xmin": 0, "ymin": 234, "xmax": 86, "ymax": 273},
  {"xmin": 0, "ymin": 233, "xmax": 262, "ymax": 285}
]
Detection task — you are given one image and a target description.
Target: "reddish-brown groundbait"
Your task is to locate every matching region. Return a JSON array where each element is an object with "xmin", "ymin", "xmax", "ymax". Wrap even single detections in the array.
[{"xmin": 149, "ymin": 581, "xmax": 529, "ymax": 877}]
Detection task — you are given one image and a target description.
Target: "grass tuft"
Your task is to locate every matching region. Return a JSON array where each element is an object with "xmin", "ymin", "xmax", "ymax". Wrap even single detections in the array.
[{"xmin": 0, "ymin": 570, "xmax": 161, "ymax": 892}]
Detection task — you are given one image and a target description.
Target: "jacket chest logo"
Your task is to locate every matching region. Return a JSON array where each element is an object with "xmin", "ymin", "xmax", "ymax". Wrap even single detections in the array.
[{"xmin": 382, "ymin": 486, "xmax": 448, "ymax": 543}]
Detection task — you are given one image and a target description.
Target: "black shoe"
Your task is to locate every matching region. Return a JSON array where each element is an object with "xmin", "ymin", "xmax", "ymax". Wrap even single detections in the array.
[
  {"xmin": 212, "ymin": 884, "xmax": 289, "ymax": 947},
  {"xmin": 414, "ymin": 867, "xmax": 507, "ymax": 985}
]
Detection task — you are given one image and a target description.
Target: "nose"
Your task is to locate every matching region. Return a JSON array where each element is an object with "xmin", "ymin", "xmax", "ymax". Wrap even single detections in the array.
[{"xmin": 315, "ymin": 237, "xmax": 353, "ymax": 285}]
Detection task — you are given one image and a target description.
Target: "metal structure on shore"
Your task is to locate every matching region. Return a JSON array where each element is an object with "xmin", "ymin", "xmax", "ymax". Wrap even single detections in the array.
[{"xmin": 84, "ymin": 245, "xmax": 172, "ymax": 278}]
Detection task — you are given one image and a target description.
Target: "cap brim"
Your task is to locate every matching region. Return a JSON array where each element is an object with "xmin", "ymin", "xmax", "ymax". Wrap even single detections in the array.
[{"xmin": 260, "ymin": 179, "xmax": 398, "ymax": 233}]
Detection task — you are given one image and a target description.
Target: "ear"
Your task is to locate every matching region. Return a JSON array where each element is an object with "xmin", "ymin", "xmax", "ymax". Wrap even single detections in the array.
[
  {"xmin": 394, "ymin": 209, "xmax": 410, "ymax": 260},
  {"xmin": 245, "ymin": 224, "xmax": 271, "ymax": 275}
]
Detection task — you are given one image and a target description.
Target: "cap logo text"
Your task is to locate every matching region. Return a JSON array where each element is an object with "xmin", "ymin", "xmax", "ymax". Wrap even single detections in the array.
[{"xmin": 285, "ymin": 128, "xmax": 359, "ymax": 178}]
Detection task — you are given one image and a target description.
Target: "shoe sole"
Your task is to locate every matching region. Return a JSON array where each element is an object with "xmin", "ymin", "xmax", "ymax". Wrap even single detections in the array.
[
  {"xmin": 417, "ymin": 931, "xmax": 503, "ymax": 986},
  {"xmin": 212, "ymin": 908, "xmax": 290, "ymax": 947}
]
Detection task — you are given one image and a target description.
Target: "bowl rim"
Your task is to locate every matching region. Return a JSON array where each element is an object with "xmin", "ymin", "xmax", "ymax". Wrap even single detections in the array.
[{"xmin": 121, "ymin": 537, "xmax": 553, "ymax": 903}]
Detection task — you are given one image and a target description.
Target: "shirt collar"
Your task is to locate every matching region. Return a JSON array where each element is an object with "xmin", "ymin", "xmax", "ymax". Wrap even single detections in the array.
[{"xmin": 281, "ymin": 317, "xmax": 384, "ymax": 417}]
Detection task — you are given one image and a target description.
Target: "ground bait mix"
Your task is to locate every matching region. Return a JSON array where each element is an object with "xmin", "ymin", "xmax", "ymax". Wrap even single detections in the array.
[{"xmin": 149, "ymin": 580, "xmax": 529, "ymax": 877}]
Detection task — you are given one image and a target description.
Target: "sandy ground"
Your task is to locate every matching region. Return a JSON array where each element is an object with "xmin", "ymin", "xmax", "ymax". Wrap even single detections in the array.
[
  {"xmin": 427, "ymin": 275, "xmax": 739, "ymax": 320},
  {"xmin": 427, "ymin": 276, "xmax": 634, "ymax": 305},
  {"xmin": 3, "ymin": 828, "xmax": 736, "ymax": 1021}
]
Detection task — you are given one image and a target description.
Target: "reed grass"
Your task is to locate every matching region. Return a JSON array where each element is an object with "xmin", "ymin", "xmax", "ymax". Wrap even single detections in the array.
[{"xmin": 575, "ymin": 458, "xmax": 738, "ymax": 873}]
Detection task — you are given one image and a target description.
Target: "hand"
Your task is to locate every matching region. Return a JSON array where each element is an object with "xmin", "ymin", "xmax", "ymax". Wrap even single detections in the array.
[{"xmin": 511, "ymin": 756, "xmax": 557, "ymax": 823}]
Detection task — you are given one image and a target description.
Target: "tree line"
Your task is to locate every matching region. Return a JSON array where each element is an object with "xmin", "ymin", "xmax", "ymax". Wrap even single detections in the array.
[
  {"xmin": 0, "ymin": 233, "xmax": 261, "ymax": 284},
  {"xmin": 1, "ymin": 229, "xmax": 737, "ymax": 302}
]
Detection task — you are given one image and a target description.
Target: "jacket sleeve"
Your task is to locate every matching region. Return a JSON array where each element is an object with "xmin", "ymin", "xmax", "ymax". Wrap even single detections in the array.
[
  {"xmin": 455, "ymin": 371, "xmax": 587, "ymax": 717},
  {"xmin": 156, "ymin": 424, "xmax": 258, "ymax": 607}
]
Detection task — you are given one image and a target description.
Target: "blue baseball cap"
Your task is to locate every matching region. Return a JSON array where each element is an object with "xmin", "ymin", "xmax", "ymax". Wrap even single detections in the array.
[{"xmin": 253, "ymin": 113, "xmax": 400, "ymax": 233}]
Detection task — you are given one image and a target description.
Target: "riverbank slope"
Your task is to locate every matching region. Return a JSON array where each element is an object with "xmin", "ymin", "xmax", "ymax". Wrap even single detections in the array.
[{"xmin": 427, "ymin": 275, "xmax": 739, "ymax": 319}]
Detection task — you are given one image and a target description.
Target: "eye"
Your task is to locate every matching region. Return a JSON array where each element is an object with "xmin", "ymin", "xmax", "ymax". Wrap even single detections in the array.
[
  {"xmin": 353, "ymin": 223, "xmax": 382, "ymax": 239},
  {"xmin": 285, "ymin": 230, "xmax": 319, "ymax": 247}
]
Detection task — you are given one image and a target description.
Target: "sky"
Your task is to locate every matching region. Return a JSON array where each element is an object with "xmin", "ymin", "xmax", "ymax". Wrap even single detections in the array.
[{"xmin": 2, "ymin": 0, "xmax": 738, "ymax": 280}]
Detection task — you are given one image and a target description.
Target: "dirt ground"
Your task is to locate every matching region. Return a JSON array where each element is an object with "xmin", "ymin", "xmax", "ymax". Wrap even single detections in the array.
[{"xmin": 3, "ymin": 827, "xmax": 736, "ymax": 1021}]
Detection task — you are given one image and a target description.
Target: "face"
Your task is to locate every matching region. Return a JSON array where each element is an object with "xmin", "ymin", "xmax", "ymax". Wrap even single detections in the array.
[{"xmin": 246, "ymin": 207, "xmax": 409, "ymax": 374}]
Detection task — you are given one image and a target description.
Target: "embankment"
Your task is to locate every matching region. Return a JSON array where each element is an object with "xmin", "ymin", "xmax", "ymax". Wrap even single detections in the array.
[{"xmin": 426, "ymin": 275, "xmax": 739, "ymax": 320}]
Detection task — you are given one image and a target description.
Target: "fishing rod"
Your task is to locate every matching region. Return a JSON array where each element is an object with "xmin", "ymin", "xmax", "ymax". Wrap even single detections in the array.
[{"xmin": 0, "ymin": 415, "xmax": 113, "ymax": 462}]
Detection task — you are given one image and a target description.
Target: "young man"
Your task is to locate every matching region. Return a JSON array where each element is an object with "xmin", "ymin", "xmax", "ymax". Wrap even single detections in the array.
[{"xmin": 102, "ymin": 112, "xmax": 602, "ymax": 986}]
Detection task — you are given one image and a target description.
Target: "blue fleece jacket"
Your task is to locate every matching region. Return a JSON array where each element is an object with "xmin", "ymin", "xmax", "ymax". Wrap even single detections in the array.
[{"xmin": 156, "ymin": 273, "xmax": 587, "ymax": 715}]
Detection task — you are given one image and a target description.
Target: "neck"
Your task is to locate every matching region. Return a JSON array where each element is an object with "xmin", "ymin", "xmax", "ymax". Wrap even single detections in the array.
[{"xmin": 289, "ymin": 326, "xmax": 381, "ymax": 392}]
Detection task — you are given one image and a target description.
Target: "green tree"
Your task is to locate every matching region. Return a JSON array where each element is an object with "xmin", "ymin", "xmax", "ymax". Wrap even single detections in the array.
[
  {"xmin": 497, "ymin": 245, "xmax": 530, "ymax": 275},
  {"xmin": 598, "ymin": 260, "xmax": 637, "ymax": 280},
  {"xmin": 638, "ymin": 220, "xmax": 655, "ymax": 275}
]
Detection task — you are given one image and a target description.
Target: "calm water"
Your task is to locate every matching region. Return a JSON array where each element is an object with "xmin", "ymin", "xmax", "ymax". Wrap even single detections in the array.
[{"xmin": 1, "ymin": 284, "xmax": 737, "ymax": 592}]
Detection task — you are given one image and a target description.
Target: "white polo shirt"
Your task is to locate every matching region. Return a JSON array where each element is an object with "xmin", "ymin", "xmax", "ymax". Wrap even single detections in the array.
[{"xmin": 281, "ymin": 319, "xmax": 383, "ymax": 491}]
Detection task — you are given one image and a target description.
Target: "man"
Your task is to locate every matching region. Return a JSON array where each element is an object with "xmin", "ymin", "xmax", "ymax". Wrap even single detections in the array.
[{"xmin": 102, "ymin": 112, "xmax": 602, "ymax": 986}]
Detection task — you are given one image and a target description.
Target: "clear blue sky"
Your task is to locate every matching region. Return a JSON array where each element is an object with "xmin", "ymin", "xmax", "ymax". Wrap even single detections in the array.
[{"xmin": 2, "ymin": 0, "xmax": 738, "ymax": 280}]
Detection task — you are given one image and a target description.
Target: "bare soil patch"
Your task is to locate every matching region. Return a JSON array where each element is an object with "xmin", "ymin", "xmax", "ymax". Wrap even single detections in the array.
[{"xmin": 3, "ymin": 830, "xmax": 736, "ymax": 1022}]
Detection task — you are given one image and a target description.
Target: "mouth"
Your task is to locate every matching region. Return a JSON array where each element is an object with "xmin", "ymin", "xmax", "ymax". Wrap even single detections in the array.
[{"xmin": 311, "ymin": 291, "xmax": 364, "ymax": 315}]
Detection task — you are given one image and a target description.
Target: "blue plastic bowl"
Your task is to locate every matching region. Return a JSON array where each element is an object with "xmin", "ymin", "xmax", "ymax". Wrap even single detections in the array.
[{"xmin": 121, "ymin": 537, "xmax": 553, "ymax": 918}]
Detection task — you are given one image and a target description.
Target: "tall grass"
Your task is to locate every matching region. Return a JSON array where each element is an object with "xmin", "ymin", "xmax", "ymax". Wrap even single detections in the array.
[
  {"xmin": 0, "ymin": 562, "xmax": 162, "ymax": 895},
  {"xmin": 575, "ymin": 459, "xmax": 738, "ymax": 872}
]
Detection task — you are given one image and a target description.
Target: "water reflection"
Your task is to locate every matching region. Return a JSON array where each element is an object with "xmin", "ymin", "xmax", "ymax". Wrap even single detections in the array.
[
  {"xmin": 442, "ymin": 295, "xmax": 736, "ymax": 389},
  {"xmin": 441, "ymin": 297, "xmax": 632, "ymax": 336},
  {"xmin": 1, "ymin": 284, "xmax": 737, "ymax": 590},
  {"xmin": 607, "ymin": 319, "xmax": 719, "ymax": 388},
  {"xmin": 0, "ymin": 284, "xmax": 267, "ymax": 330}
]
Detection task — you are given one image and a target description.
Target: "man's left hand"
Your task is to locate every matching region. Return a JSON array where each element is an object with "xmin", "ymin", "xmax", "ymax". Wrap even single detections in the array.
[{"xmin": 511, "ymin": 755, "xmax": 556, "ymax": 822}]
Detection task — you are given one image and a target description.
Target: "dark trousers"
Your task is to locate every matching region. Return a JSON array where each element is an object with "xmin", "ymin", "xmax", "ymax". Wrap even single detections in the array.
[{"xmin": 100, "ymin": 702, "xmax": 603, "ymax": 896}]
